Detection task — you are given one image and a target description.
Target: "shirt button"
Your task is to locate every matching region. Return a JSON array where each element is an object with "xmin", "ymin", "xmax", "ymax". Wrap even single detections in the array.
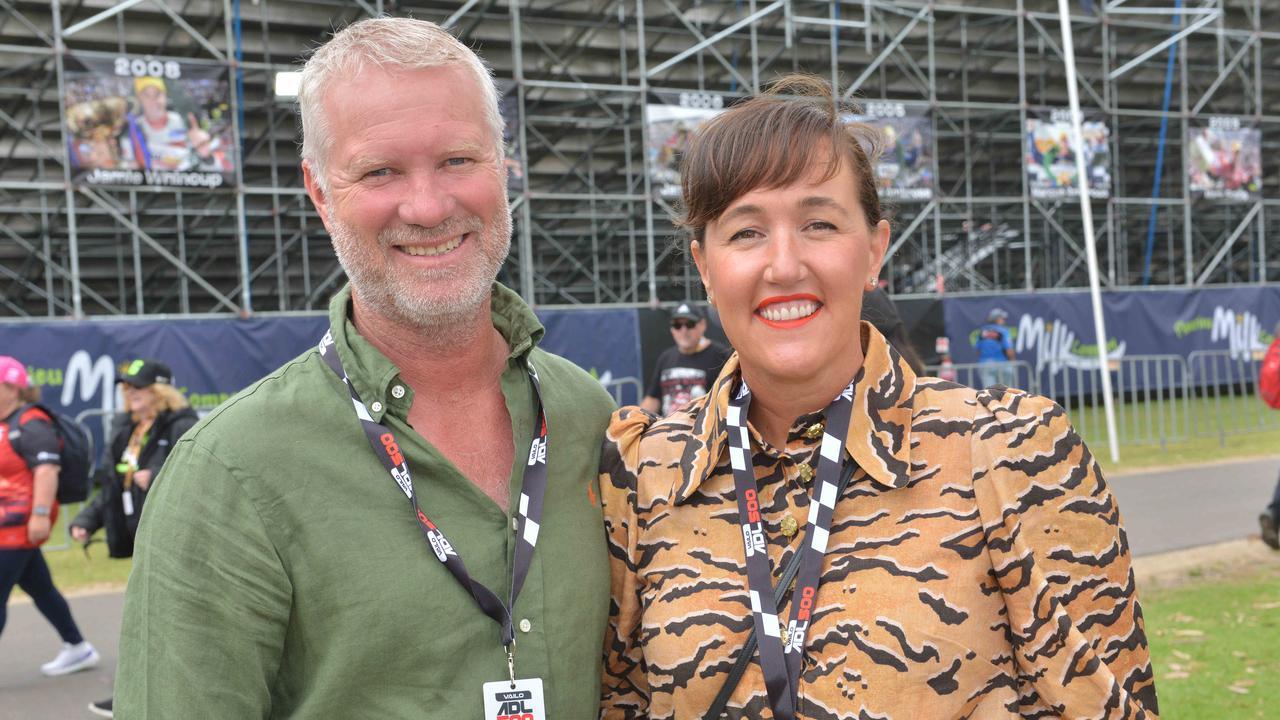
[
  {"xmin": 519, "ymin": 618, "xmax": 532, "ymax": 633},
  {"xmin": 511, "ymin": 516, "xmax": 519, "ymax": 532},
  {"xmin": 370, "ymin": 401, "xmax": 384, "ymax": 413},
  {"xmin": 797, "ymin": 464, "xmax": 815, "ymax": 483},
  {"xmin": 780, "ymin": 515, "xmax": 799, "ymax": 538},
  {"xmin": 803, "ymin": 422, "xmax": 824, "ymax": 440},
  {"xmin": 391, "ymin": 385, "xmax": 406, "ymax": 399}
]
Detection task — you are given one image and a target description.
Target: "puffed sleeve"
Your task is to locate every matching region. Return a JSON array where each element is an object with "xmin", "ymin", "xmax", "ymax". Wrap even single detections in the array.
[
  {"xmin": 599, "ymin": 406, "xmax": 655, "ymax": 719},
  {"xmin": 971, "ymin": 388, "xmax": 1158, "ymax": 719}
]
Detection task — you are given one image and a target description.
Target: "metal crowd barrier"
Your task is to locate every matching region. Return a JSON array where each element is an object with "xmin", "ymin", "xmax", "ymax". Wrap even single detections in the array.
[
  {"xmin": 922, "ymin": 353, "xmax": 1275, "ymax": 449},
  {"xmin": 601, "ymin": 376, "xmax": 645, "ymax": 408},
  {"xmin": 1187, "ymin": 350, "xmax": 1279, "ymax": 444}
]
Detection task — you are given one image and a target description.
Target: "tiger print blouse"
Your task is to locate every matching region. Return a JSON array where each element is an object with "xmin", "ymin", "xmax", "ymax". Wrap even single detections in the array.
[{"xmin": 600, "ymin": 323, "xmax": 1158, "ymax": 719}]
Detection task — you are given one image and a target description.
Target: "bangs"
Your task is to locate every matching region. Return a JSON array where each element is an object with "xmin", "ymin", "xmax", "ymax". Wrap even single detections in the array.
[
  {"xmin": 680, "ymin": 103, "xmax": 841, "ymax": 237},
  {"xmin": 676, "ymin": 74, "xmax": 884, "ymax": 243}
]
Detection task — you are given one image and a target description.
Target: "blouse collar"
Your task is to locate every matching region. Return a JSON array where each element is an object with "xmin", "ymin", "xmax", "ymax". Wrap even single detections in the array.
[{"xmin": 673, "ymin": 321, "xmax": 918, "ymax": 504}]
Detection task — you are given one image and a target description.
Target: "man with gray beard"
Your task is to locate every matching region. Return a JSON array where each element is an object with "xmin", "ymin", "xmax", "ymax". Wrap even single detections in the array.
[{"xmin": 114, "ymin": 17, "xmax": 615, "ymax": 719}]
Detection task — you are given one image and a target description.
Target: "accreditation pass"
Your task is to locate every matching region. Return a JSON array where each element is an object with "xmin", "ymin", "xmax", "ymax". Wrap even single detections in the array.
[{"xmin": 483, "ymin": 678, "xmax": 546, "ymax": 720}]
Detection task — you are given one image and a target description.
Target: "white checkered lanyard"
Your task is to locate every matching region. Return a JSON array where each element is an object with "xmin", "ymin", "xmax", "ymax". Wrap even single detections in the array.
[
  {"xmin": 726, "ymin": 377, "xmax": 854, "ymax": 719},
  {"xmin": 318, "ymin": 330, "xmax": 549, "ymax": 682}
]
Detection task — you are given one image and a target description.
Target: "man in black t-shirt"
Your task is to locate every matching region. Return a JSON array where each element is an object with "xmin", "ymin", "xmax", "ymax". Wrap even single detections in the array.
[{"xmin": 642, "ymin": 304, "xmax": 733, "ymax": 416}]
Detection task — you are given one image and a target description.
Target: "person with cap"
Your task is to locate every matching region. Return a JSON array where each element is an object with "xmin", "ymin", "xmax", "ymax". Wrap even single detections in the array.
[
  {"xmin": 642, "ymin": 302, "xmax": 733, "ymax": 416},
  {"xmin": 69, "ymin": 359, "xmax": 197, "ymax": 717},
  {"xmin": 71, "ymin": 359, "xmax": 197, "ymax": 557},
  {"xmin": 126, "ymin": 75, "xmax": 217, "ymax": 172},
  {"xmin": 0, "ymin": 356, "xmax": 100, "ymax": 678},
  {"xmin": 976, "ymin": 307, "xmax": 1017, "ymax": 389}
]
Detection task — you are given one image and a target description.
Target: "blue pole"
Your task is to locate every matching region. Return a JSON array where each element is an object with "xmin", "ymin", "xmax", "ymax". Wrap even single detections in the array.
[
  {"xmin": 233, "ymin": 0, "xmax": 246, "ymax": 157},
  {"xmin": 1140, "ymin": 0, "xmax": 1181, "ymax": 286}
]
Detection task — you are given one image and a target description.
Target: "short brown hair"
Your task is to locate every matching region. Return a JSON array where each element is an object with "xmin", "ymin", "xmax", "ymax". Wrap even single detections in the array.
[
  {"xmin": 17, "ymin": 385, "xmax": 40, "ymax": 403},
  {"xmin": 677, "ymin": 74, "xmax": 885, "ymax": 245}
]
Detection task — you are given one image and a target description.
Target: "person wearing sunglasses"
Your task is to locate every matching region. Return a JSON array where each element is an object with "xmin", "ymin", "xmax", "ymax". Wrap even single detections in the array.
[{"xmin": 641, "ymin": 303, "xmax": 732, "ymax": 416}]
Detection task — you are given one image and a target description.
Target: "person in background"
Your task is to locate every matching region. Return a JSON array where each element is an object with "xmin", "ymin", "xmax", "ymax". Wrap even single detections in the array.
[
  {"xmin": 641, "ymin": 303, "xmax": 732, "ymax": 416},
  {"xmin": 0, "ymin": 356, "xmax": 100, "ymax": 677},
  {"xmin": 975, "ymin": 307, "xmax": 1017, "ymax": 388},
  {"xmin": 70, "ymin": 359, "xmax": 197, "ymax": 719}
]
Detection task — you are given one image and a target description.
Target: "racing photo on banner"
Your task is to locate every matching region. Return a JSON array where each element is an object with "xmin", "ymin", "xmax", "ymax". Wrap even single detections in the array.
[
  {"xmin": 1025, "ymin": 108, "xmax": 1111, "ymax": 200},
  {"xmin": 62, "ymin": 52, "xmax": 236, "ymax": 189},
  {"xmin": 646, "ymin": 91, "xmax": 725, "ymax": 201},
  {"xmin": 1188, "ymin": 116, "xmax": 1262, "ymax": 202},
  {"xmin": 497, "ymin": 79, "xmax": 525, "ymax": 193},
  {"xmin": 846, "ymin": 101, "xmax": 934, "ymax": 201}
]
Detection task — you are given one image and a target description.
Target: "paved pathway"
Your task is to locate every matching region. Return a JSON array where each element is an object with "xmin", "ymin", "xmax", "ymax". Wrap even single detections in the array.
[
  {"xmin": 1108, "ymin": 455, "xmax": 1278, "ymax": 556},
  {"xmin": 0, "ymin": 593, "xmax": 120, "ymax": 719},
  {"xmin": 1, "ymin": 456, "xmax": 1277, "ymax": 718}
]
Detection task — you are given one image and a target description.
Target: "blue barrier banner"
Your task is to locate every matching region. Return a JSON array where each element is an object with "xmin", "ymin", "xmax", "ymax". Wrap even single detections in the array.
[
  {"xmin": 536, "ymin": 307, "xmax": 643, "ymax": 405},
  {"xmin": 1, "ymin": 316, "xmax": 328, "ymax": 420},
  {"xmin": 0, "ymin": 306, "xmax": 644, "ymax": 433},
  {"xmin": 944, "ymin": 286, "xmax": 1280, "ymax": 393}
]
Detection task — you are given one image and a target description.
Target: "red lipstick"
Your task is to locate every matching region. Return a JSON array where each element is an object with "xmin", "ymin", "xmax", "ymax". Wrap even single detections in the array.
[{"xmin": 755, "ymin": 293, "xmax": 823, "ymax": 329}]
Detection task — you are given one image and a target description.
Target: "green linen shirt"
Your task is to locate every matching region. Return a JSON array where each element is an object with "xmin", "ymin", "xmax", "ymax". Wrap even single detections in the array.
[{"xmin": 115, "ymin": 283, "xmax": 616, "ymax": 719}]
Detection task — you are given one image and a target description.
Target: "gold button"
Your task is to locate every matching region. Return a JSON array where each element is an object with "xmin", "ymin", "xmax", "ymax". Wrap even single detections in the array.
[
  {"xmin": 797, "ymin": 464, "xmax": 815, "ymax": 483},
  {"xmin": 780, "ymin": 628, "xmax": 790, "ymax": 646},
  {"xmin": 803, "ymin": 422, "xmax": 824, "ymax": 440},
  {"xmin": 780, "ymin": 515, "xmax": 799, "ymax": 538}
]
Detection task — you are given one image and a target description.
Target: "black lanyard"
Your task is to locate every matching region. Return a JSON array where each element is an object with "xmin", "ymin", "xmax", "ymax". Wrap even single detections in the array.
[
  {"xmin": 318, "ymin": 329, "xmax": 549, "ymax": 668},
  {"xmin": 726, "ymin": 377, "xmax": 854, "ymax": 719}
]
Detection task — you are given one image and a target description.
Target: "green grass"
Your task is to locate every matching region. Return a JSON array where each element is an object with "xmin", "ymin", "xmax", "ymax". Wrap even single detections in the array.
[
  {"xmin": 1143, "ymin": 555, "xmax": 1280, "ymax": 719},
  {"xmin": 13, "ymin": 505, "xmax": 134, "ymax": 599},
  {"xmin": 1056, "ymin": 393, "xmax": 1280, "ymax": 475}
]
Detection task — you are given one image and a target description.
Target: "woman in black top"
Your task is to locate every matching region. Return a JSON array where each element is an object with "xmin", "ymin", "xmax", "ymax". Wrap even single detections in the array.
[{"xmin": 71, "ymin": 359, "xmax": 197, "ymax": 558}]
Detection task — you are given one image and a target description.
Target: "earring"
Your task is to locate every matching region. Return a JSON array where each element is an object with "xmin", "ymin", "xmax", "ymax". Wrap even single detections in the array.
[{"xmin": 866, "ymin": 278, "xmax": 877, "ymax": 290}]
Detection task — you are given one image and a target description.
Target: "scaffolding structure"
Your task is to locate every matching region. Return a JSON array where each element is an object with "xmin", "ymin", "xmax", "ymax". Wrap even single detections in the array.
[{"xmin": 1, "ymin": 0, "xmax": 1277, "ymax": 318}]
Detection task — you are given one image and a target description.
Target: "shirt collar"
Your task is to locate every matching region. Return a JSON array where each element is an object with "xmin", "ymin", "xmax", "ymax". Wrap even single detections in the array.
[
  {"xmin": 674, "ymin": 321, "xmax": 917, "ymax": 504},
  {"xmin": 326, "ymin": 282, "xmax": 545, "ymax": 420}
]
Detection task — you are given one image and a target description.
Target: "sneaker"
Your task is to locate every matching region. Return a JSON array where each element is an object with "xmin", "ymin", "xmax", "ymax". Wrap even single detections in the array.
[
  {"xmin": 88, "ymin": 698, "xmax": 113, "ymax": 718},
  {"xmin": 39, "ymin": 641, "xmax": 99, "ymax": 676},
  {"xmin": 1262, "ymin": 512, "xmax": 1280, "ymax": 551}
]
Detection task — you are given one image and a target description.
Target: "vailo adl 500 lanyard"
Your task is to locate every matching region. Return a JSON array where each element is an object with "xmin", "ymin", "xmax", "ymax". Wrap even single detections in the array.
[
  {"xmin": 726, "ymin": 376, "xmax": 854, "ymax": 720},
  {"xmin": 319, "ymin": 329, "xmax": 551, "ymax": 719}
]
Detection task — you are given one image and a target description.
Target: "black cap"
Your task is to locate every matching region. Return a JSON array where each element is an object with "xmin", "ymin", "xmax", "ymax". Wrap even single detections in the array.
[
  {"xmin": 670, "ymin": 303, "xmax": 703, "ymax": 322},
  {"xmin": 117, "ymin": 359, "xmax": 174, "ymax": 388}
]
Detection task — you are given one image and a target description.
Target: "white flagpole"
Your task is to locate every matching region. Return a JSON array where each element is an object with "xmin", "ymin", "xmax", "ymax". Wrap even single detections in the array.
[{"xmin": 1057, "ymin": 0, "xmax": 1120, "ymax": 463}]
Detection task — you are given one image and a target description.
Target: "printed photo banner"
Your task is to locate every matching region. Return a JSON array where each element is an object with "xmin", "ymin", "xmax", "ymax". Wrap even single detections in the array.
[
  {"xmin": 1187, "ymin": 116, "xmax": 1263, "ymax": 202},
  {"xmin": 1025, "ymin": 108, "xmax": 1111, "ymax": 200},
  {"xmin": 645, "ymin": 91, "xmax": 726, "ymax": 201},
  {"xmin": 62, "ymin": 52, "xmax": 237, "ymax": 189},
  {"xmin": 845, "ymin": 101, "xmax": 934, "ymax": 201}
]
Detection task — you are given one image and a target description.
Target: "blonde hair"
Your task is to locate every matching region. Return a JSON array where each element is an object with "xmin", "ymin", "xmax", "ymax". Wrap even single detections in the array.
[
  {"xmin": 149, "ymin": 383, "xmax": 189, "ymax": 414},
  {"xmin": 297, "ymin": 16, "xmax": 503, "ymax": 192}
]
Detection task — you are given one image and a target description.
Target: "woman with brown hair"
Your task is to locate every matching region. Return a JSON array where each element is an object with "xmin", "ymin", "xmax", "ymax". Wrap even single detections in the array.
[
  {"xmin": 599, "ymin": 76, "xmax": 1157, "ymax": 719},
  {"xmin": 0, "ymin": 356, "xmax": 100, "ymax": 677}
]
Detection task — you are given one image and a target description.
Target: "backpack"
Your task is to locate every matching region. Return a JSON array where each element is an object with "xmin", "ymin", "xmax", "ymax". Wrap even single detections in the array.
[
  {"xmin": 1260, "ymin": 337, "xmax": 1280, "ymax": 409},
  {"xmin": 7, "ymin": 404, "xmax": 94, "ymax": 504}
]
